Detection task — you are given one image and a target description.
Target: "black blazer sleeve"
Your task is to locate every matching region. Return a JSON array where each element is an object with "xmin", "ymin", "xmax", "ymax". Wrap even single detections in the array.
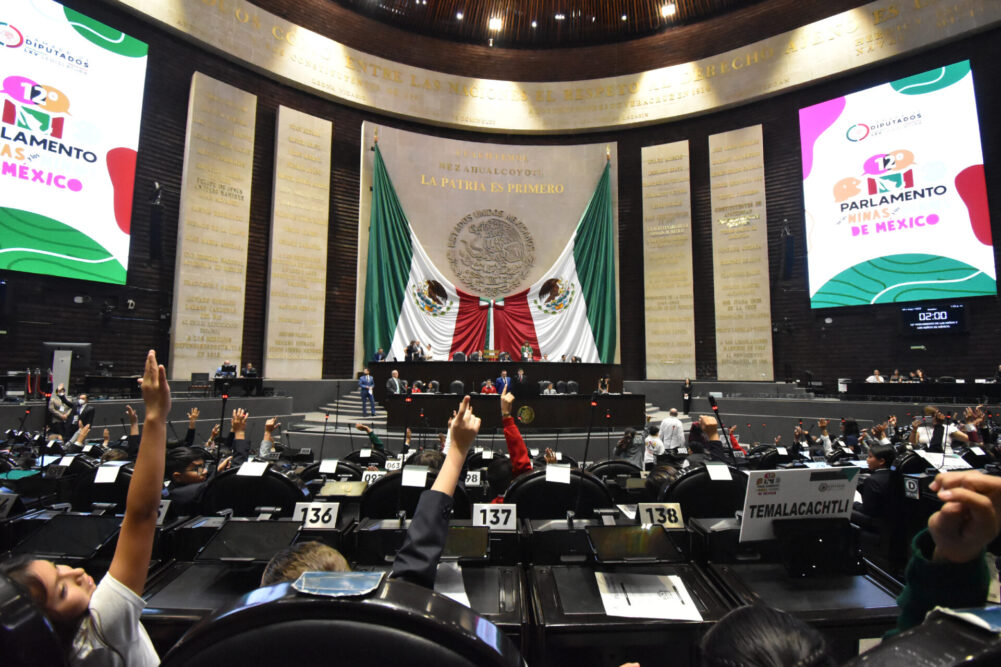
[
  {"xmin": 184, "ymin": 427, "xmax": 196, "ymax": 446},
  {"xmin": 390, "ymin": 490, "xmax": 453, "ymax": 589}
]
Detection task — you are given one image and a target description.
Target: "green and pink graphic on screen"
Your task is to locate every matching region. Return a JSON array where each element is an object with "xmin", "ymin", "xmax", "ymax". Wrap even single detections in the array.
[
  {"xmin": 799, "ymin": 61, "xmax": 994, "ymax": 309},
  {"xmin": 0, "ymin": 0, "xmax": 147, "ymax": 284}
]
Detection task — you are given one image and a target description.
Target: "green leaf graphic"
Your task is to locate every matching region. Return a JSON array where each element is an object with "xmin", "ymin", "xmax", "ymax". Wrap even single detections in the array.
[
  {"xmin": 0, "ymin": 207, "xmax": 126, "ymax": 284},
  {"xmin": 812, "ymin": 253, "xmax": 995, "ymax": 308},
  {"xmin": 63, "ymin": 7, "xmax": 148, "ymax": 58},
  {"xmin": 890, "ymin": 61, "xmax": 970, "ymax": 95}
]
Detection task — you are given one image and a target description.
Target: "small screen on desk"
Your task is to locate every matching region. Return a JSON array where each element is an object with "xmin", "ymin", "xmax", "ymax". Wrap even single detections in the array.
[
  {"xmin": 586, "ymin": 525, "xmax": 683, "ymax": 563},
  {"xmin": 197, "ymin": 520, "xmax": 300, "ymax": 562},
  {"xmin": 14, "ymin": 513, "xmax": 121, "ymax": 558},
  {"xmin": 442, "ymin": 526, "xmax": 489, "ymax": 560}
]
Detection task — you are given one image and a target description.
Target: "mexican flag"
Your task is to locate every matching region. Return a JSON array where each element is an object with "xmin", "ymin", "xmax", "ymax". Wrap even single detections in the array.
[{"xmin": 363, "ymin": 145, "xmax": 616, "ymax": 364}]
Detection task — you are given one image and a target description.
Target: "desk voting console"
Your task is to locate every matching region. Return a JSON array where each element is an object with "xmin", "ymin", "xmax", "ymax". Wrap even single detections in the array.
[
  {"xmin": 142, "ymin": 518, "xmax": 301, "ymax": 654},
  {"xmin": 528, "ymin": 523, "xmax": 729, "ymax": 667}
]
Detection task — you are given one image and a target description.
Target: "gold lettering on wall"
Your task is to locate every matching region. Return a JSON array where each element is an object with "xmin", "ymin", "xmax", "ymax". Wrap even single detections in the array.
[
  {"xmin": 708, "ymin": 125, "xmax": 774, "ymax": 381},
  {"xmin": 264, "ymin": 106, "xmax": 332, "ymax": 379},
  {"xmin": 112, "ymin": 0, "xmax": 1001, "ymax": 132},
  {"xmin": 170, "ymin": 73, "xmax": 257, "ymax": 379},
  {"xmin": 642, "ymin": 141, "xmax": 695, "ymax": 380}
]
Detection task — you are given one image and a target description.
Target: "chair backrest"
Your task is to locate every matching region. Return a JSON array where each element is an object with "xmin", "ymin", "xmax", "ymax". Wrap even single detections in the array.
[
  {"xmin": 504, "ymin": 468, "xmax": 613, "ymax": 519},
  {"xmin": 586, "ymin": 459, "xmax": 642, "ymax": 478},
  {"xmin": 452, "ymin": 352, "xmax": 466, "ymax": 362},
  {"xmin": 298, "ymin": 460, "xmax": 364, "ymax": 483},
  {"xmin": 556, "ymin": 380, "xmax": 567, "ymax": 394},
  {"xmin": 160, "ymin": 579, "xmax": 523, "ymax": 667},
  {"xmin": 86, "ymin": 463, "xmax": 134, "ymax": 511},
  {"xmin": 449, "ymin": 380, "xmax": 464, "ymax": 395},
  {"xmin": 658, "ymin": 465, "xmax": 747, "ymax": 519},
  {"xmin": 201, "ymin": 467, "xmax": 306, "ymax": 517},
  {"xmin": 465, "ymin": 451, "xmax": 509, "ymax": 470},
  {"xmin": 538, "ymin": 380, "xmax": 551, "ymax": 393},
  {"xmin": 566, "ymin": 380, "xmax": 579, "ymax": 394},
  {"xmin": 0, "ymin": 573, "xmax": 68, "ymax": 667},
  {"xmin": 344, "ymin": 448, "xmax": 389, "ymax": 468},
  {"xmin": 359, "ymin": 471, "xmax": 472, "ymax": 519}
]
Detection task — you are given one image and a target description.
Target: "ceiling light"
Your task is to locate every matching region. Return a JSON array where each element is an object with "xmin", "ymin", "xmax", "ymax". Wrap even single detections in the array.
[
  {"xmin": 488, "ymin": 17, "xmax": 502, "ymax": 31},
  {"xmin": 661, "ymin": 3, "xmax": 676, "ymax": 17},
  {"xmin": 531, "ymin": 20, "xmax": 537, "ymax": 28},
  {"xmin": 621, "ymin": 14, "xmax": 627, "ymax": 21},
  {"xmin": 555, "ymin": 13, "xmax": 565, "ymax": 20},
  {"xmin": 456, "ymin": 11, "xmax": 463, "ymax": 19}
]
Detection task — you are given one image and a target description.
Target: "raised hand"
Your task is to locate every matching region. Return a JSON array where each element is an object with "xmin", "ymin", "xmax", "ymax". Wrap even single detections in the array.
[
  {"xmin": 140, "ymin": 350, "xmax": 171, "ymax": 421},
  {"xmin": 265, "ymin": 417, "xmax": 281, "ymax": 433},
  {"xmin": 928, "ymin": 471, "xmax": 1001, "ymax": 563},
  {"xmin": 448, "ymin": 396, "xmax": 481, "ymax": 456},
  {"xmin": 231, "ymin": 408, "xmax": 248, "ymax": 433},
  {"xmin": 500, "ymin": 385, "xmax": 514, "ymax": 417}
]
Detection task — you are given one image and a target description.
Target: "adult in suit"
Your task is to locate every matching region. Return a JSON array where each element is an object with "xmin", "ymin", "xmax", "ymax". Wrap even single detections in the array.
[
  {"xmin": 386, "ymin": 370, "xmax": 404, "ymax": 395},
  {"xmin": 358, "ymin": 368, "xmax": 376, "ymax": 416},
  {"xmin": 72, "ymin": 393, "xmax": 95, "ymax": 430},
  {"xmin": 372, "ymin": 348, "xmax": 386, "ymax": 363},
  {"xmin": 48, "ymin": 383, "xmax": 72, "ymax": 438},
  {"xmin": 468, "ymin": 350, "xmax": 483, "ymax": 362},
  {"xmin": 494, "ymin": 369, "xmax": 511, "ymax": 394}
]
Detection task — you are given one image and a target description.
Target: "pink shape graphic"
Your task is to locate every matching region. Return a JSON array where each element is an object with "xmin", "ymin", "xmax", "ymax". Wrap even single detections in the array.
[
  {"xmin": 955, "ymin": 164, "xmax": 992, "ymax": 246},
  {"xmin": 799, "ymin": 97, "xmax": 846, "ymax": 179}
]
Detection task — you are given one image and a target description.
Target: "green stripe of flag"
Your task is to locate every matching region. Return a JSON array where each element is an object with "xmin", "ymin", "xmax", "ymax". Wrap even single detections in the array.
[
  {"xmin": 572, "ymin": 162, "xmax": 616, "ymax": 363},
  {"xmin": 363, "ymin": 144, "xmax": 414, "ymax": 359}
]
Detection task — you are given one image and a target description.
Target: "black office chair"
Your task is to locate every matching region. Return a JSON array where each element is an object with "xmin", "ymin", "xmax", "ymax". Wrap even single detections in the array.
[
  {"xmin": 556, "ymin": 381, "xmax": 568, "ymax": 394},
  {"xmin": 658, "ymin": 465, "xmax": 747, "ymax": 519},
  {"xmin": 344, "ymin": 448, "xmax": 389, "ymax": 468},
  {"xmin": 86, "ymin": 463, "xmax": 134, "ymax": 512},
  {"xmin": 201, "ymin": 467, "xmax": 305, "ymax": 517},
  {"xmin": 452, "ymin": 351, "xmax": 466, "ymax": 362},
  {"xmin": 449, "ymin": 380, "xmax": 464, "ymax": 395},
  {"xmin": 586, "ymin": 459, "xmax": 641, "ymax": 478},
  {"xmin": 298, "ymin": 460, "xmax": 364, "ymax": 484},
  {"xmin": 160, "ymin": 578, "xmax": 523, "ymax": 667},
  {"xmin": 359, "ymin": 471, "xmax": 472, "ymax": 519},
  {"xmin": 429, "ymin": 380, "xmax": 440, "ymax": 393},
  {"xmin": 566, "ymin": 380, "xmax": 579, "ymax": 394},
  {"xmin": 538, "ymin": 380, "xmax": 551, "ymax": 393},
  {"xmin": 503, "ymin": 468, "xmax": 614, "ymax": 519},
  {"xmin": 0, "ymin": 573, "xmax": 68, "ymax": 667},
  {"xmin": 465, "ymin": 451, "xmax": 509, "ymax": 470},
  {"xmin": 894, "ymin": 451, "xmax": 932, "ymax": 475}
]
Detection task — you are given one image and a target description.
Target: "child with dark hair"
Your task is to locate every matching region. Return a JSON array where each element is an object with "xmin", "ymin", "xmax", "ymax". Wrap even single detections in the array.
[
  {"xmin": 855, "ymin": 442, "xmax": 895, "ymax": 519},
  {"xmin": 0, "ymin": 350, "xmax": 170, "ymax": 666},
  {"xmin": 701, "ymin": 604, "xmax": 836, "ymax": 667},
  {"xmin": 165, "ymin": 446, "xmax": 233, "ymax": 516}
]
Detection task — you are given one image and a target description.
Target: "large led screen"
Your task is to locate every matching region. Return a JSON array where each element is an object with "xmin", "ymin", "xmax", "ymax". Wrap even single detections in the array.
[
  {"xmin": 800, "ymin": 61, "xmax": 994, "ymax": 309},
  {"xmin": 0, "ymin": 0, "xmax": 147, "ymax": 284}
]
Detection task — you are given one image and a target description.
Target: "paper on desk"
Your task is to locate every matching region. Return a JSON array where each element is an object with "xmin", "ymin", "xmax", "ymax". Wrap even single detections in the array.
[
  {"xmin": 546, "ymin": 463, "xmax": 572, "ymax": 484},
  {"xmin": 595, "ymin": 572, "xmax": 702, "ymax": 621},
  {"xmin": 434, "ymin": 562, "xmax": 471, "ymax": 608},
  {"xmin": 916, "ymin": 451, "xmax": 972, "ymax": 470},
  {"xmin": 94, "ymin": 462, "xmax": 127, "ymax": 484},
  {"xmin": 705, "ymin": 463, "xmax": 732, "ymax": 481},
  {"xmin": 617, "ymin": 504, "xmax": 638, "ymax": 520},
  {"xmin": 402, "ymin": 465, "xmax": 429, "ymax": 488},
  {"xmin": 237, "ymin": 461, "xmax": 269, "ymax": 477}
]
